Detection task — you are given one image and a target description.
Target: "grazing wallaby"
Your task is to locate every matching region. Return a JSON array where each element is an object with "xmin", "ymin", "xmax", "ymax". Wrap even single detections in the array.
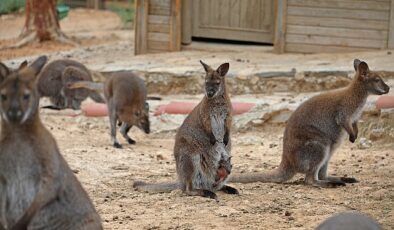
[
  {"xmin": 315, "ymin": 212, "xmax": 383, "ymax": 230},
  {"xmin": 68, "ymin": 71, "xmax": 151, "ymax": 148},
  {"xmin": 0, "ymin": 56, "xmax": 102, "ymax": 229},
  {"xmin": 230, "ymin": 59, "xmax": 390, "ymax": 187},
  {"xmin": 37, "ymin": 59, "xmax": 105, "ymax": 110},
  {"xmin": 133, "ymin": 61, "xmax": 238, "ymax": 200}
]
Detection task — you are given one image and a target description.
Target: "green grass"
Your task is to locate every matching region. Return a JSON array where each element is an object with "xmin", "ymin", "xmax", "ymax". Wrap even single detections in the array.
[
  {"xmin": 0, "ymin": 0, "xmax": 25, "ymax": 15},
  {"xmin": 107, "ymin": 1, "xmax": 135, "ymax": 28}
]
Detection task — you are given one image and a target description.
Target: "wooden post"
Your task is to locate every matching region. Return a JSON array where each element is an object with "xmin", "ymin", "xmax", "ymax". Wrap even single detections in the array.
[
  {"xmin": 273, "ymin": 0, "xmax": 287, "ymax": 53},
  {"xmin": 134, "ymin": 0, "xmax": 148, "ymax": 55},
  {"xmin": 181, "ymin": 0, "xmax": 192, "ymax": 45},
  {"xmin": 170, "ymin": 0, "xmax": 182, "ymax": 50},
  {"xmin": 388, "ymin": 0, "xmax": 394, "ymax": 48}
]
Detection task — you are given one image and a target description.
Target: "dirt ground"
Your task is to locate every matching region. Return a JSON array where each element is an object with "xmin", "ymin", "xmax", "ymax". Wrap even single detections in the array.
[
  {"xmin": 1, "ymin": 9, "xmax": 393, "ymax": 230},
  {"xmin": 39, "ymin": 109, "xmax": 393, "ymax": 230}
]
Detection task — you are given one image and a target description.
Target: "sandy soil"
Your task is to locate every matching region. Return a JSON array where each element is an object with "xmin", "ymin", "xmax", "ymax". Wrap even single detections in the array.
[{"xmin": 37, "ymin": 107, "xmax": 394, "ymax": 230}]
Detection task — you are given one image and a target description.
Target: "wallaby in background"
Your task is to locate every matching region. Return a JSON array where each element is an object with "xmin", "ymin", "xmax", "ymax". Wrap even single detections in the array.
[
  {"xmin": 0, "ymin": 56, "xmax": 102, "ymax": 229},
  {"xmin": 230, "ymin": 59, "xmax": 390, "ymax": 187},
  {"xmin": 133, "ymin": 61, "xmax": 238, "ymax": 200},
  {"xmin": 36, "ymin": 59, "xmax": 105, "ymax": 110},
  {"xmin": 315, "ymin": 212, "xmax": 383, "ymax": 230},
  {"xmin": 68, "ymin": 71, "xmax": 152, "ymax": 148}
]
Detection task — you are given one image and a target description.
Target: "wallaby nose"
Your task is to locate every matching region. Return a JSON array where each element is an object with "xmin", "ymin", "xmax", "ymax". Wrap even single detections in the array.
[
  {"xmin": 207, "ymin": 91, "xmax": 215, "ymax": 98},
  {"xmin": 7, "ymin": 109, "xmax": 23, "ymax": 121}
]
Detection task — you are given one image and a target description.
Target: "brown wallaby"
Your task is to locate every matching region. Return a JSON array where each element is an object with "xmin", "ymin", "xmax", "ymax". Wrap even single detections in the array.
[
  {"xmin": 229, "ymin": 59, "xmax": 390, "ymax": 187},
  {"xmin": 315, "ymin": 212, "xmax": 383, "ymax": 230},
  {"xmin": 36, "ymin": 59, "xmax": 105, "ymax": 110},
  {"xmin": 133, "ymin": 61, "xmax": 238, "ymax": 200},
  {"xmin": 68, "ymin": 71, "xmax": 151, "ymax": 148},
  {"xmin": 0, "ymin": 56, "xmax": 102, "ymax": 229}
]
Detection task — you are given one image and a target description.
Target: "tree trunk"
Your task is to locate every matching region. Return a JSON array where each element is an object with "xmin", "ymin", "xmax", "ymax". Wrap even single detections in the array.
[{"xmin": 14, "ymin": 0, "xmax": 75, "ymax": 47}]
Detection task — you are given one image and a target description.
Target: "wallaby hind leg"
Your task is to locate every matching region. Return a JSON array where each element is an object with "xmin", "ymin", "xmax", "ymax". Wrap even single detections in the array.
[
  {"xmin": 185, "ymin": 181, "xmax": 217, "ymax": 200},
  {"xmin": 120, "ymin": 123, "xmax": 136, "ymax": 144},
  {"xmin": 318, "ymin": 163, "xmax": 358, "ymax": 184},
  {"xmin": 108, "ymin": 100, "xmax": 121, "ymax": 148},
  {"xmin": 302, "ymin": 141, "xmax": 346, "ymax": 188},
  {"xmin": 220, "ymin": 185, "xmax": 239, "ymax": 195}
]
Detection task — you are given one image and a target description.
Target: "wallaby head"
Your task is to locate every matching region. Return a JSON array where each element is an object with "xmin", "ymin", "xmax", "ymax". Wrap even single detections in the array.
[
  {"xmin": 119, "ymin": 102, "xmax": 150, "ymax": 134},
  {"xmin": 0, "ymin": 56, "xmax": 47, "ymax": 124},
  {"xmin": 200, "ymin": 60, "xmax": 229, "ymax": 99},
  {"xmin": 353, "ymin": 59, "xmax": 390, "ymax": 95}
]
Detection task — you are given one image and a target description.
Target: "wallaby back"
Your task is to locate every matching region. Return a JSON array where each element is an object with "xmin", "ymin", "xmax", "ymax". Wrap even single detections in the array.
[
  {"xmin": 0, "ymin": 56, "xmax": 102, "ymax": 229},
  {"xmin": 315, "ymin": 212, "xmax": 383, "ymax": 230}
]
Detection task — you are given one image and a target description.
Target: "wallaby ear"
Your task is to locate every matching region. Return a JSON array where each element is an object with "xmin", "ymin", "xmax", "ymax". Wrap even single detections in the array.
[
  {"xmin": 357, "ymin": 61, "xmax": 369, "ymax": 78},
  {"xmin": 216, "ymin": 62, "xmax": 229, "ymax": 77},
  {"xmin": 30, "ymin": 55, "xmax": 47, "ymax": 76},
  {"xmin": 353, "ymin": 59, "xmax": 361, "ymax": 71},
  {"xmin": 0, "ymin": 62, "xmax": 10, "ymax": 84},
  {"xmin": 200, "ymin": 60, "xmax": 212, "ymax": 73},
  {"xmin": 18, "ymin": 60, "xmax": 28, "ymax": 70}
]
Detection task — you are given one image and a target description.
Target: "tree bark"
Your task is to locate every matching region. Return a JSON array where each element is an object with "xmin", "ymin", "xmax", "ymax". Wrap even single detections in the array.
[{"xmin": 13, "ymin": 0, "xmax": 75, "ymax": 47}]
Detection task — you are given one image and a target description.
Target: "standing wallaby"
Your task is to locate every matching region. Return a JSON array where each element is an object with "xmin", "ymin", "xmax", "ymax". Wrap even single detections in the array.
[
  {"xmin": 68, "ymin": 71, "xmax": 151, "ymax": 148},
  {"xmin": 0, "ymin": 56, "xmax": 102, "ymax": 229},
  {"xmin": 133, "ymin": 61, "xmax": 238, "ymax": 200},
  {"xmin": 315, "ymin": 212, "xmax": 383, "ymax": 230},
  {"xmin": 229, "ymin": 59, "xmax": 390, "ymax": 187},
  {"xmin": 36, "ymin": 59, "xmax": 105, "ymax": 110}
]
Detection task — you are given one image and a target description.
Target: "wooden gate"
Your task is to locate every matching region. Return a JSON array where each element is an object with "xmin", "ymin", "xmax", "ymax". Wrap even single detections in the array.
[{"xmin": 191, "ymin": 0, "xmax": 274, "ymax": 43}]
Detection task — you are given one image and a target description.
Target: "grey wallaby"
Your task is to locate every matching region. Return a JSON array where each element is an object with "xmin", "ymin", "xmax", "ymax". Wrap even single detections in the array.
[
  {"xmin": 36, "ymin": 59, "xmax": 105, "ymax": 110},
  {"xmin": 0, "ymin": 56, "xmax": 102, "ymax": 229},
  {"xmin": 315, "ymin": 212, "xmax": 383, "ymax": 230},
  {"xmin": 229, "ymin": 59, "xmax": 390, "ymax": 187},
  {"xmin": 133, "ymin": 61, "xmax": 238, "ymax": 200},
  {"xmin": 68, "ymin": 71, "xmax": 153, "ymax": 148}
]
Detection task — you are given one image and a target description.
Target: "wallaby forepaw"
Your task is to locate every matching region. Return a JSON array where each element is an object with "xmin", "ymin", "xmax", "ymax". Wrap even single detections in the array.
[
  {"xmin": 127, "ymin": 138, "xmax": 136, "ymax": 145},
  {"xmin": 203, "ymin": 190, "xmax": 218, "ymax": 200},
  {"xmin": 113, "ymin": 142, "xmax": 122, "ymax": 148},
  {"xmin": 340, "ymin": 177, "xmax": 358, "ymax": 183},
  {"xmin": 349, "ymin": 135, "xmax": 356, "ymax": 143}
]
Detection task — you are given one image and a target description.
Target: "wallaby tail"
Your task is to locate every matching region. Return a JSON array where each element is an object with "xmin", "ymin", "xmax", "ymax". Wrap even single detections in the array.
[
  {"xmin": 228, "ymin": 164, "xmax": 295, "ymax": 184},
  {"xmin": 133, "ymin": 181, "xmax": 180, "ymax": 193},
  {"xmin": 67, "ymin": 81, "xmax": 104, "ymax": 92}
]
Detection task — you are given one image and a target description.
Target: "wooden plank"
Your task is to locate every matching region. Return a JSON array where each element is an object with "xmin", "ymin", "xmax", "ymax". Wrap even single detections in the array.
[
  {"xmin": 169, "ymin": 0, "xmax": 182, "ymax": 51},
  {"xmin": 148, "ymin": 15, "xmax": 170, "ymax": 24},
  {"xmin": 148, "ymin": 0, "xmax": 171, "ymax": 16},
  {"xmin": 240, "ymin": 0, "xmax": 261, "ymax": 29},
  {"xmin": 148, "ymin": 32, "xmax": 170, "ymax": 42},
  {"xmin": 181, "ymin": 0, "xmax": 192, "ymax": 44},
  {"xmin": 260, "ymin": 0, "xmax": 274, "ymax": 31},
  {"xmin": 135, "ymin": 0, "xmax": 149, "ymax": 55},
  {"xmin": 148, "ymin": 40, "xmax": 170, "ymax": 50},
  {"xmin": 287, "ymin": 25, "xmax": 388, "ymax": 40},
  {"xmin": 286, "ymin": 34, "xmax": 386, "ymax": 48},
  {"xmin": 389, "ymin": 0, "xmax": 394, "ymax": 48},
  {"xmin": 288, "ymin": 0, "xmax": 390, "ymax": 11},
  {"xmin": 287, "ymin": 15, "xmax": 389, "ymax": 30},
  {"xmin": 288, "ymin": 6, "xmax": 389, "ymax": 21},
  {"xmin": 229, "ymin": 0, "xmax": 240, "ymax": 28},
  {"xmin": 285, "ymin": 43, "xmax": 375, "ymax": 53},
  {"xmin": 274, "ymin": 0, "xmax": 287, "ymax": 53},
  {"xmin": 148, "ymin": 23, "xmax": 170, "ymax": 33}
]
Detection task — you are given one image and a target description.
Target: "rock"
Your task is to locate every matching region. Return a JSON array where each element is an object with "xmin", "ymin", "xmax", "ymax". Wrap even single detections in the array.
[{"xmin": 358, "ymin": 138, "xmax": 372, "ymax": 149}]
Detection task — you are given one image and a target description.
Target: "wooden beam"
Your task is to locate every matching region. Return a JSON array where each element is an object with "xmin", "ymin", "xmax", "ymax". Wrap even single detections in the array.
[
  {"xmin": 135, "ymin": 0, "xmax": 149, "ymax": 55},
  {"xmin": 388, "ymin": 0, "xmax": 394, "ymax": 48},
  {"xmin": 274, "ymin": 0, "xmax": 287, "ymax": 53},
  {"xmin": 181, "ymin": 0, "xmax": 192, "ymax": 45},
  {"xmin": 169, "ymin": 0, "xmax": 182, "ymax": 51}
]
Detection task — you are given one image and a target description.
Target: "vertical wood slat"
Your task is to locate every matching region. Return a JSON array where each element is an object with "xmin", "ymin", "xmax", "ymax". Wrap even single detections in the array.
[
  {"xmin": 181, "ymin": 0, "xmax": 192, "ymax": 44},
  {"xmin": 135, "ymin": 0, "xmax": 149, "ymax": 55},
  {"xmin": 274, "ymin": 0, "xmax": 287, "ymax": 53},
  {"xmin": 388, "ymin": 0, "xmax": 394, "ymax": 48}
]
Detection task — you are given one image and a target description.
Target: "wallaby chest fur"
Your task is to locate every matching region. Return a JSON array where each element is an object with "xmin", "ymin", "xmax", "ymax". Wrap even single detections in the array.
[{"xmin": 0, "ymin": 56, "xmax": 102, "ymax": 229}]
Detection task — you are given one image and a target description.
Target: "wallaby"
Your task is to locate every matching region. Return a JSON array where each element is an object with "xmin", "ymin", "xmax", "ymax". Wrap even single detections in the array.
[
  {"xmin": 0, "ymin": 56, "xmax": 102, "ymax": 229},
  {"xmin": 315, "ymin": 212, "xmax": 383, "ymax": 230},
  {"xmin": 36, "ymin": 59, "xmax": 105, "ymax": 110},
  {"xmin": 133, "ymin": 61, "xmax": 238, "ymax": 200},
  {"xmin": 68, "ymin": 71, "xmax": 152, "ymax": 148},
  {"xmin": 229, "ymin": 59, "xmax": 390, "ymax": 187}
]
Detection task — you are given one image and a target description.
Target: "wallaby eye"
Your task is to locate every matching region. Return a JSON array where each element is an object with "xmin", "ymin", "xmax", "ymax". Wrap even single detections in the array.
[
  {"xmin": 374, "ymin": 78, "xmax": 380, "ymax": 82},
  {"xmin": 0, "ymin": 94, "xmax": 6, "ymax": 101},
  {"xmin": 23, "ymin": 94, "xmax": 30, "ymax": 100}
]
